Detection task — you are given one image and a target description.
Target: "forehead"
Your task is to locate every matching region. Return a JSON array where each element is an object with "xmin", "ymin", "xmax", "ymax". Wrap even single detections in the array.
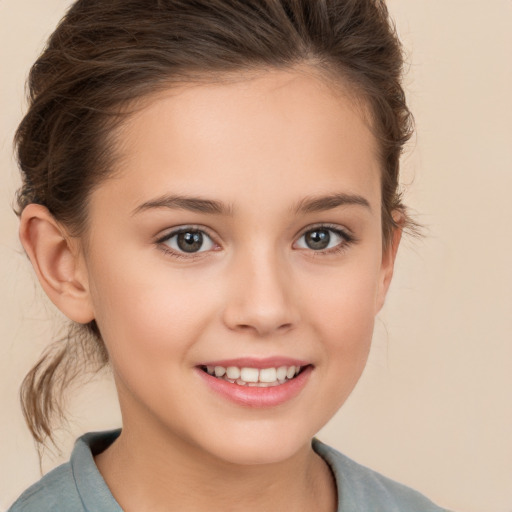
[{"xmin": 97, "ymin": 68, "xmax": 381, "ymax": 215}]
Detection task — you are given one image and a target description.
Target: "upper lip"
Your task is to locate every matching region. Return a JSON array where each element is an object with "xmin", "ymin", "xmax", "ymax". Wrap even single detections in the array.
[{"xmin": 196, "ymin": 356, "xmax": 311, "ymax": 369}]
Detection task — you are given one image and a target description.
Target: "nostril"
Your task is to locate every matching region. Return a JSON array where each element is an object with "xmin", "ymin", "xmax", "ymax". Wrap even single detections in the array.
[{"xmin": 222, "ymin": 292, "xmax": 299, "ymax": 335}]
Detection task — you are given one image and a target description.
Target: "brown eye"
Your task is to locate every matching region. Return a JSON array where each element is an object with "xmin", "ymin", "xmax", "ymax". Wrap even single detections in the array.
[
  {"xmin": 295, "ymin": 226, "xmax": 350, "ymax": 252},
  {"xmin": 177, "ymin": 231, "xmax": 203, "ymax": 252},
  {"xmin": 162, "ymin": 228, "xmax": 215, "ymax": 254},
  {"xmin": 304, "ymin": 229, "xmax": 331, "ymax": 250}
]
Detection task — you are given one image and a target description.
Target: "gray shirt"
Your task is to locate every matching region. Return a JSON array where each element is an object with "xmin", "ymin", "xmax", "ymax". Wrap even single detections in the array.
[{"xmin": 8, "ymin": 429, "xmax": 450, "ymax": 511}]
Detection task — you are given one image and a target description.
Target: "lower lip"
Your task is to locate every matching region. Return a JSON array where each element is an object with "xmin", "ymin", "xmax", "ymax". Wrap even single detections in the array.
[{"xmin": 196, "ymin": 366, "xmax": 313, "ymax": 408}]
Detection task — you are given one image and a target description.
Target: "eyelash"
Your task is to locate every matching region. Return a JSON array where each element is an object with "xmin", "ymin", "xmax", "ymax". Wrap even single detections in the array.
[
  {"xmin": 155, "ymin": 224, "xmax": 356, "ymax": 259},
  {"xmin": 155, "ymin": 226, "xmax": 218, "ymax": 260},
  {"xmin": 295, "ymin": 224, "xmax": 356, "ymax": 257}
]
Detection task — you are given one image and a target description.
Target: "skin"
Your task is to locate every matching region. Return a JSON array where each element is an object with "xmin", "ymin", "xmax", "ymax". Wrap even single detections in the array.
[{"xmin": 20, "ymin": 67, "xmax": 402, "ymax": 512}]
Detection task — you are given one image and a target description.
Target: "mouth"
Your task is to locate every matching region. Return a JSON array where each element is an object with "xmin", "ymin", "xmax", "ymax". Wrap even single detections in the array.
[
  {"xmin": 199, "ymin": 364, "xmax": 309, "ymax": 387},
  {"xmin": 196, "ymin": 360, "xmax": 313, "ymax": 407}
]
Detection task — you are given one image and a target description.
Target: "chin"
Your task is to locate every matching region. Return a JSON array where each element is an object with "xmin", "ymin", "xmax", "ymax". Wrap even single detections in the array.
[
  {"xmin": 212, "ymin": 441, "xmax": 306, "ymax": 467},
  {"xmin": 196, "ymin": 421, "xmax": 317, "ymax": 467}
]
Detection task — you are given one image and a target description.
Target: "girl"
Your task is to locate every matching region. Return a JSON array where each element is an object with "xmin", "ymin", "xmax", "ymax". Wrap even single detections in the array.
[{"xmin": 8, "ymin": 1, "xmax": 450, "ymax": 511}]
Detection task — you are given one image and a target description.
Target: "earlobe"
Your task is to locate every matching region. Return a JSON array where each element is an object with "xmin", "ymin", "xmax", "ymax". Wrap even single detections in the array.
[
  {"xmin": 375, "ymin": 212, "xmax": 404, "ymax": 312},
  {"xmin": 19, "ymin": 204, "xmax": 95, "ymax": 324}
]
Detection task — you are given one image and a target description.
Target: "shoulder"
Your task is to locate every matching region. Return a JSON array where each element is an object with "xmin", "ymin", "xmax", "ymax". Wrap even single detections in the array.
[
  {"xmin": 313, "ymin": 439, "xmax": 452, "ymax": 512},
  {"xmin": 7, "ymin": 462, "xmax": 84, "ymax": 512},
  {"xmin": 7, "ymin": 429, "xmax": 122, "ymax": 512}
]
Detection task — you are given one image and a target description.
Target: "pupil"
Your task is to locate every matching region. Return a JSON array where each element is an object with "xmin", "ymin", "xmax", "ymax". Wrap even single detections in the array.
[
  {"xmin": 306, "ymin": 229, "xmax": 330, "ymax": 250},
  {"xmin": 177, "ymin": 231, "xmax": 203, "ymax": 252}
]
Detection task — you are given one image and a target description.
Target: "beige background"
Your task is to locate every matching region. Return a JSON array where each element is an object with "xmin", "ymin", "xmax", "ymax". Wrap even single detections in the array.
[{"xmin": 1, "ymin": 1, "xmax": 511, "ymax": 511}]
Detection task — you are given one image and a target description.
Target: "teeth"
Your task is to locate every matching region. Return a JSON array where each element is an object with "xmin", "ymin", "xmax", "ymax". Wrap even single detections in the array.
[
  {"xmin": 286, "ymin": 366, "xmax": 296, "ymax": 379},
  {"xmin": 240, "ymin": 367, "xmax": 259, "ymax": 383},
  {"xmin": 226, "ymin": 366, "xmax": 241, "ymax": 379},
  {"xmin": 204, "ymin": 364, "xmax": 305, "ymax": 387},
  {"xmin": 259, "ymin": 367, "xmax": 277, "ymax": 383},
  {"xmin": 276, "ymin": 366, "xmax": 287, "ymax": 380},
  {"xmin": 214, "ymin": 366, "xmax": 226, "ymax": 377}
]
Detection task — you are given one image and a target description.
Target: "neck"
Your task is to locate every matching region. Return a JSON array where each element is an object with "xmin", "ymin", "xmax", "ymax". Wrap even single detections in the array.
[{"xmin": 95, "ymin": 423, "xmax": 336, "ymax": 512}]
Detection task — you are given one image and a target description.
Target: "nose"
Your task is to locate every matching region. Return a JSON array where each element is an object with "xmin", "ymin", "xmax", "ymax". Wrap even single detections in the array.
[{"xmin": 222, "ymin": 249, "xmax": 299, "ymax": 337}]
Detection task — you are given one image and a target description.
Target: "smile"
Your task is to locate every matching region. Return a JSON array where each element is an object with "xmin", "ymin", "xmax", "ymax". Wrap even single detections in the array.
[
  {"xmin": 196, "ymin": 359, "xmax": 313, "ymax": 407},
  {"xmin": 200, "ymin": 365, "xmax": 304, "ymax": 387}
]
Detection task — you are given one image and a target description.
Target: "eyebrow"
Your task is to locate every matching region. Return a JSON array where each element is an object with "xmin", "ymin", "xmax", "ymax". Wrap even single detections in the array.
[
  {"xmin": 132, "ymin": 194, "xmax": 233, "ymax": 216},
  {"xmin": 132, "ymin": 192, "xmax": 371, "ymax": 217},
  {"xmin": 294, "ymin": 193, "xmax": 371, "ymax": 214}
]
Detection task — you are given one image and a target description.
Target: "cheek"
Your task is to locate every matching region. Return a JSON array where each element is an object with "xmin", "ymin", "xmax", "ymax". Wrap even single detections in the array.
[
  {"xmin": 301, "ymin": 254, "xmax": 382, "ymax": 387},
  {"xmin": 317, "ymin": 283, "xmax": 376, "ymax": 376},
  {"xmin": 304, "ymin": 253, "xmax": 382, "ymax": 337},
  {"xmin": 86, "ymin": 252, "xmax": 220, "ymax": 368}
]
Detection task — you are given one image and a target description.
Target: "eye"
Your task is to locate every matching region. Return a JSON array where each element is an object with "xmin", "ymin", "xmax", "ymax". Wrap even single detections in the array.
[
  {"xmin": 295, "ymin": 226, "xmax": 350, "ymax": 252},
  {"xmin": 159, "ymin": 228, "xmax": 216, "ymax": 254}
]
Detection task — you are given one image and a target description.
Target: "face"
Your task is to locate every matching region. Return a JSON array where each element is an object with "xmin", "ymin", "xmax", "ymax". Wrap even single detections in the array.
[{"xmin": 80, "ymin": 68, "xmax": 398, "ymax": 466}]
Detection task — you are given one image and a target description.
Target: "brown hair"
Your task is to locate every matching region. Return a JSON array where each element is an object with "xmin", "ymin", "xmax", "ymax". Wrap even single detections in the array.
[{"xmin": 15, "ymin": 0, "xmax": 414, "ymax": 446}]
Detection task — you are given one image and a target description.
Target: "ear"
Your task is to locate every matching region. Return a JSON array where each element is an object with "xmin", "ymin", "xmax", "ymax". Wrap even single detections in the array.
[
  {"xmin": 375, "ymin": 211, "xmax": 404, "ymax": 313},
  {"xmin": 19, "ymin": 204, "xmax": 95, "ymax": 324}
]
